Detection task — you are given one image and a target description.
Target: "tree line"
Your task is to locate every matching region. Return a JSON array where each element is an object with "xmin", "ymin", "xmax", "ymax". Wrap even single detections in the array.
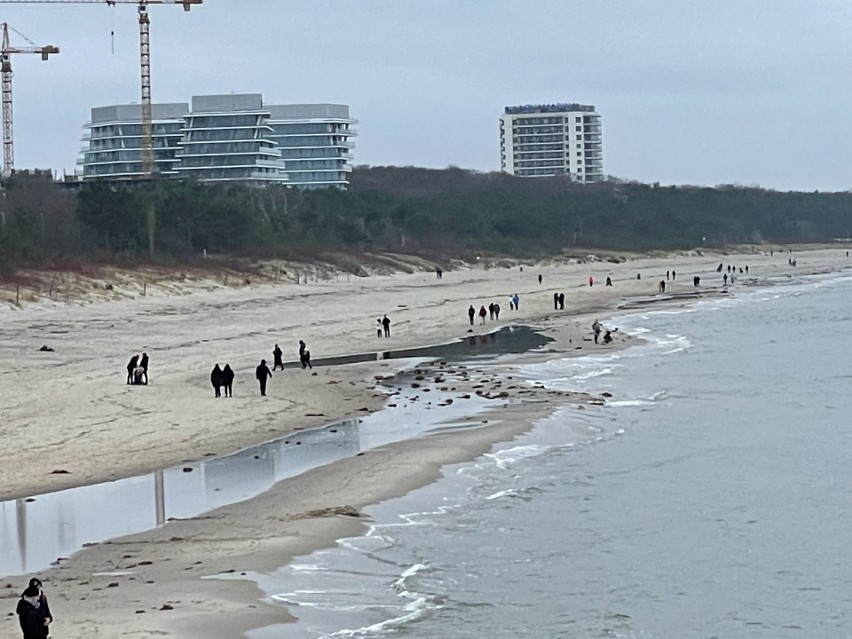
[{"xmin": 1, "ymin": 166, "xmax": 851, "ymax": 272}]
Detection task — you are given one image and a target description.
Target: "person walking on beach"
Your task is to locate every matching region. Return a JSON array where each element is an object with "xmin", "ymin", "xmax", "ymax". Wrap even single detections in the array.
[
  {"xmin": 558, "ymin": 292, "xmax": 565, "ymax": 309},
  {"xmin": 468, "ymin": 305, "xmax": 476, "ymax": 325},
  {"xmin": 672, "ymin": 270, "xmax": 677, "ymax": 280},
  {"xmin": 606, "ymin": 276, "xmax": 612, "ymax": 287},
  {"xmin": 221, "ymin": 364, "xmax": 234, "ymax": 397},
  {"xmin": 592, "ymin": 319, "xmax": 602, "ymax": 344},
  {"xmin": 299, "ymin": 340, "xmax": 313, "ymax": 369},
  {"xmin": 376, "ymin": 318, "xmax": 383, "ymax": 338},
  {"xmin": 272, "ymin": 344, "xmax": 284, "ymax": 371},
  {"xmin": 126, "ymin": 354, "xmax": 139, "ymax": 385},
  {"xmin": 255, "ymin": 359, "xmax": 272, "ymax": 396},
  {"xmin": 478, "ymin": 305, "xmax": 487, "ymax": 325},
  {"xmin": 16, "ymin": 583, "xmax": 49, "ymax": 639},
  {"xmin": 139, "ymin": 353, "xmax": 149, "ymax": 384},
  {"xmin": 15, "ymin": 578, "xmax": 51, "ymax": 638},
  {"xmin": 512, "ymin": 293, "xmax": 520, "ymax": 310},
  {"xmin": 210, "ymin": 364, "xmax": 223, "ymax": 398},
  {"xmin": 382, "ymin": 314, "xmax": 391, "ymax": 337},
  {"xmin": 494, "ymin": 303, "xmax": 501, "ymax": 320},
  {"xmin": 553, "ymin": 293, "xmax": 559, "ymax": 310},
  {"xmin": 666, "ymin": 270, "xmax": 670, "ymax": 281},
  {"xmin": 538, "ymin": 274, "xmax": 543, "ymax": 285},
  {"xmin": 589, "ymin": 276, "xmax": 594, "ymax": 287},
  {"xmin": 693, "ymin": 276, "xmax": 700, "ymax": 287},
  {"xmin": 659, "ymin": 280, "xmax": 666, "ymax": 293}
]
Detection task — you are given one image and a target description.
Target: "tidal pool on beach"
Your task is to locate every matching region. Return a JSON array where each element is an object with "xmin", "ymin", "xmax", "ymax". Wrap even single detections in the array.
[{"xmin": 0, "ymin": 328, "xmax": 554, "ymax": 577}]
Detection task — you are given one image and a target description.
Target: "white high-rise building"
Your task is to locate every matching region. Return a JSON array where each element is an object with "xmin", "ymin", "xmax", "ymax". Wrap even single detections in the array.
[
  {"xmin": 79, "ymin": 103, "xmax": 188, "ymax": 180},
  {"xmin": 500, "ymin": 103, "xmax": 603, "ymax": 183},
  {"xmin": 267, "ymin": 104, "xmax": 356, "ymax": 190},
  {"xmin": 174, "ymin": 94, "xmax": 287, "ymax": 185},
  {"xmin": 78, "ymin": 95, "xmax": 357, "ymax": 188}
]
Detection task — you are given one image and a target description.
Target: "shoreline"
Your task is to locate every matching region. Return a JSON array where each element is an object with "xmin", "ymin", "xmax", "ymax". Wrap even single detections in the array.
[{"xmin": 1, "ymin": 248, "xmax": 849, "ymax": 639}]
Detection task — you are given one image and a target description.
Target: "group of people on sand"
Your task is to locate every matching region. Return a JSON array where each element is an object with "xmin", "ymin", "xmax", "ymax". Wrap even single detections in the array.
[
  {"xmin": 209, "ymin": 340, "xmax": 313, "ymax": 398},
  {"xmin": 592, "ymin": 319, "xmax": 614, "ymax": 345},
  {"xmin": 123, "ymin": 340, "xmax": 313, "ymax": 399},
  {"xmin": 125, "ymin": 352, "xmax": 149, "ymax": 385},
  {"xmin": 15, "ymin": 577, "xmax": 51, "ymax": 639},
  {"xmin": 375, "ymin": 315, "xmax": 392, "ymax": 338},
  {"xmin": 467, "ymin": 303, "xmax": 503, "ymax": 325}
]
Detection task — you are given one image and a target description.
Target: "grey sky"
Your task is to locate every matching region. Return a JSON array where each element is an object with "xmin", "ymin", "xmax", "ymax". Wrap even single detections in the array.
[{"xmin": 2, "ymin": 0, "xmax": 851, "ymax": 190}]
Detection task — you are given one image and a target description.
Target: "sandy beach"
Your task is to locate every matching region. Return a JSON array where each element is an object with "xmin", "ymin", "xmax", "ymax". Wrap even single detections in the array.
[{"xmin": 0, "ymin": 246, "xmax": 847, "ymax": 638}]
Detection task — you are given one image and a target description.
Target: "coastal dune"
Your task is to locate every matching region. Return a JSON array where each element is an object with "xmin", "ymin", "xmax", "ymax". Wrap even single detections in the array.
[{"xmin": 0, "ymin": 247, "xmax": 844, "ymax": 638}]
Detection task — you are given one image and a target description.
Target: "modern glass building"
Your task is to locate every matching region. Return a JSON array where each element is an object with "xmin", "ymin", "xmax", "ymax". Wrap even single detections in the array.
[
  {"xmin": 173, "ymin": 94, "xmax": 287, "ymax": 185},
  {"xmin": 499, "ymin": 103, "xmax": 603, "ymax": 183},
  {"xmin": 267, "ymin": 104, "xmax": 356, "ymax": 189},
  {"xmin": 79, "ymin": 103, "xmax": 188, "ymax": 180},
  {"xmin": 78, "ymin": 95, "xmax": 357, "ymax": 188}
]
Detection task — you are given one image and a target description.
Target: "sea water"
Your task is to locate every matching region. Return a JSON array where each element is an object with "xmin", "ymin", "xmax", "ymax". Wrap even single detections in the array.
[{"xmin": 250, "ymin": 271, "xmax": 852, "ymax": 638}]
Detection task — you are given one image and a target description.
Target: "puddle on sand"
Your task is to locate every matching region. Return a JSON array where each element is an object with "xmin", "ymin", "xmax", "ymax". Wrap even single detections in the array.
[
  {"xmin": 0, "ymin": 385, "xmax": 494, "ymax": 578},
  {"xmin": 1, "ymin": 325, "xmax": 551, "ymax": 578},
  {"xmin": 282, "ymin": 324, "xmax": 554, "ymax": 368}
]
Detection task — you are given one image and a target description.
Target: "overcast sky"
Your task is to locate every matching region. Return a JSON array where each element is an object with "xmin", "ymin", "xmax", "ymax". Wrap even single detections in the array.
[{"xmin": 2, "ymin": 0, "xmax": 851, "ymax": 190}]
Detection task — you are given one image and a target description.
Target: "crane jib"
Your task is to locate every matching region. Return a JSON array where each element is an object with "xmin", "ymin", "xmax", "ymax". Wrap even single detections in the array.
[{"xmin": 0, "ymin": 0, "xmax": 202, "ymax": 180}]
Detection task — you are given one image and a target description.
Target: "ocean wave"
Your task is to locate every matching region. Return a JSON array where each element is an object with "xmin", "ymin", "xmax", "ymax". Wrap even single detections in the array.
[{"xmin": 323, "ymin": 588, "xmax": 441, "ymax": 638}]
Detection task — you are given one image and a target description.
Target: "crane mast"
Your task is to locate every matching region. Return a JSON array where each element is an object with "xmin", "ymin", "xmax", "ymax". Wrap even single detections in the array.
[
  {"xmin": 0, "ymin": 0, "xmax": 202, "ymax": 178},
  {"xmin": 0, "ymin": 23, "xmax": 58, "ymax": 178}
]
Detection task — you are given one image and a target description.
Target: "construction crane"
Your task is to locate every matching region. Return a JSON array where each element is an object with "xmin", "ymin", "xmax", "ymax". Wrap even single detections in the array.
[
  {"xmin": 0, "ymin": 23, "xmax": 58, "ymax": 178},
  {"xmin": 0, "ymin": 0, "xmax": 202, "ymax": 178}
]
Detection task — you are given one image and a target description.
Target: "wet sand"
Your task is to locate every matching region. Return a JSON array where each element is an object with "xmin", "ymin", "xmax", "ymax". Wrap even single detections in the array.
[{"xmin": 0, "ymin": 247, "xmax": 846, "ymax": 638}]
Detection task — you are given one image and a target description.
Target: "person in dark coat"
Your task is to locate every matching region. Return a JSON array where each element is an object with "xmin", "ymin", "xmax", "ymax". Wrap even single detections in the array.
[
  {"xmin": 139, "ymin": 352, "xmax": 149, "ymax": 384},
  {"xmin": 272, "ymin": 344, "xmax": 284, "ymax": 371},
  {"xmin": 126, "ymin": 354, "xmax": 139, "ymax": 385},
  {"xmin": 221, "ymin": 364, "xmax": 234, "ymax": 397},
  {"xmin": 16, "ymin": 584, "xmax": 48, "ymax": 639},
  {"xmin": 27, "ymin": 578, "xmax": 51, "ymax": 636},
  {"xmin": 210, "ymin": 364, "xmax": 223, "ymax": 398},
  {"xmin": 256, "ymin": 359, "xmax": 272, "ymax": 396},
  {"xmin": 468, "ymin": 305, "xmax": 475, "ymax": 325},
  {"xmin": 299, "ymin": 340, "xmax": 313, "ymax": 369},
  {"xmin": 478, "ymin": 305, "xmax": 487, "ymax": 325},
  {"xmin": 382, "ymin": 314, "xmax": 391, "ymax": 337}
]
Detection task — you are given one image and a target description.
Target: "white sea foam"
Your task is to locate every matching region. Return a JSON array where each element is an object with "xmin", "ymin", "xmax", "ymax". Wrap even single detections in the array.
[{"xmin": 484, "ymin": 444, "xmax": 548, "ymax": 469}]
